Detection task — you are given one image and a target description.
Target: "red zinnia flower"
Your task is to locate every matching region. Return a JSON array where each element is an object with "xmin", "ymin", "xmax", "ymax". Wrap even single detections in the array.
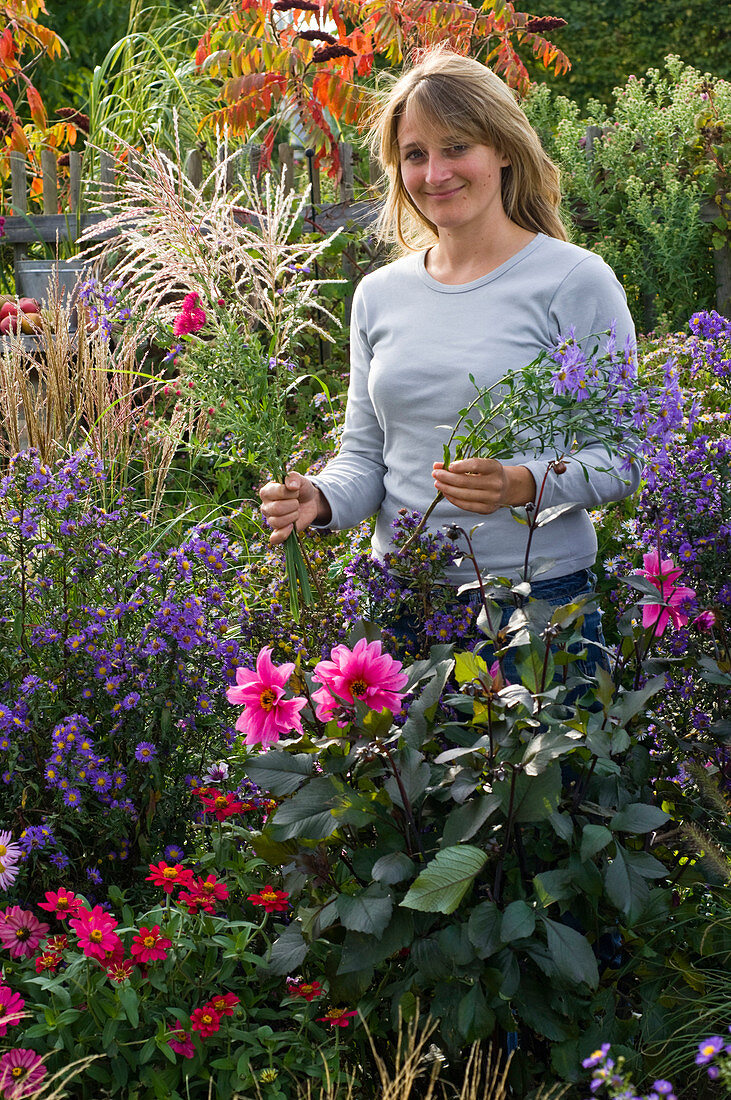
[
  {"xmin": 168, "ymin": 1028, "xmax": 195, "ymax": 1058},
  {"xmin": 35, "ymin": 951, "xmax": 62, "ymax": 974},
  {"xmin": 38, "ymin": 888, "xmax": 81, "ymax": 920},
  {"xmin": 0, "ymin": 1048, "xmax": 47, "ymax": 1098},
  {"xmin": 205, "ymin": 992, "xmax": 239, "ymax": 1017},
  {"xmin": 0, "ymin": 906, "xmax": 50, "ymax": 959},
  {"xmin": 106, "ymin": 958, "xmax": 134, "ymax": 983},
  {"xmin": 131, "ymin": 925, "xmax": 172, "ymax": 963},
  {"xmin": 68, "ymin": 905, "xmax": 120, "ymax": 962},
  {"xmin": 146, "ymin": 861, "xmax": 195, "ymax": 895},
  {"xmin": 45, "ymin": 934, "xmax": 68, "ymax": 952},
  {"xmin": 247, "ymin": 886, "xmax": 290, "ymax": 913},
  {"xmin": 190, "ymin": 1005, "xmax": 221, "ymax": 1037},
  {"xmin": 197, "ymin": 789, "xmax": 246, "ymax": 820},
  {"xmin": 287, "ymin": 979, "xmax": 323, "ymax": 1002},
  {"xmin": 0, "ymin": 985, "xmax": 25, "ymax": 1036},
  {"xmin": 317, "ymin": 1007, "xmax": 358, "ymax": 1028}
]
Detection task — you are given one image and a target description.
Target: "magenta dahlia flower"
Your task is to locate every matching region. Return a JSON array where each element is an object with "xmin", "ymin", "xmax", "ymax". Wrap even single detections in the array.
[
  {"xmin": 311, "ymin": 638, "xmax": 408, "ymax": 723},
  {"xmin": 0, "ymin": 985, "xmax": 25, "ymax": 1036},
  {"xmin": 0, "ymin": 907, "xmax": 49, "ymax": 959},
  {"xmin": 0, "ymin": 1048, "xmax": 47, "ymax": 1098},
  {"xmin": 635, "ymin": 550, "xmax": 696, "ymax": 636},
  {"xmin": 227, "ymin": 647, "xmax": 307, "ymax": 747}
]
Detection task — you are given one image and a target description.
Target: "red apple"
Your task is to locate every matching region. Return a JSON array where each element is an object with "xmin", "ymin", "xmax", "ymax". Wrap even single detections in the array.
[
  {"xmin": 0, "ymin": 302, "xmax": 19, "ymax": 321},
  {"xmin": 17, "ymin": 298, "xmax": 40, "ymax": 314},
  {"xmin": 0, "ymin": 314, "xmax": 22, "ymax": 334}
]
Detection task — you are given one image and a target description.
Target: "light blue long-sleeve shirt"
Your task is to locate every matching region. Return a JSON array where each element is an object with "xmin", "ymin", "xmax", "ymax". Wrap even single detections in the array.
[{"xmin": 310, "ymin": 233, "xmax": 640, "ymax": 585}]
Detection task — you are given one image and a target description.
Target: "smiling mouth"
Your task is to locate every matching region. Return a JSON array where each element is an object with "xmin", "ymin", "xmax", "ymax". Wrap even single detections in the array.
[{"xmin": 426, "ymin": 187, "xmax": 463, "ymax": 197}]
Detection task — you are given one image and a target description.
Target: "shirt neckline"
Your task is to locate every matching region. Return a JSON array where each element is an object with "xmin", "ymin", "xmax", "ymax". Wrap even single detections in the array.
[{"xmin": 416, "ymin": 233, "xmax": 544, "ymax": 292}]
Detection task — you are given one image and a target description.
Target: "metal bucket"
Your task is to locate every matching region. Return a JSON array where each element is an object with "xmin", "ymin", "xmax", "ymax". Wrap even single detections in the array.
[{"xmin": 14, "ymin": 258, "xmax": 90, "ymax": 307}]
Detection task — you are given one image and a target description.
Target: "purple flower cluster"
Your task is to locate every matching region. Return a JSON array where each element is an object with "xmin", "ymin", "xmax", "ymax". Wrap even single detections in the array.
[
  {"xmin": 78, "ymin": 277, "xmax": 130, "ymax": 340},
  {"xmin": 688, "ymin": 310, "xmax": 731, "ymax": 384},
  {"xmin": 0, "ymin": 449, "xmax": 252, "ymax": 892},
  {"xmin": 695, "ymin": 1028, "xmax": 731, "ymax": 1084},
  {"xmin": 582, "ymin": 1044, "xmax": 677, "ymax": 1100}
]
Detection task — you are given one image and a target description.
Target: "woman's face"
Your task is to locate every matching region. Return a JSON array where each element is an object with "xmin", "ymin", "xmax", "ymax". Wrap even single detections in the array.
[{"xmin": 396, "ymin": 104, "xmax": 510, "ymax": 237}]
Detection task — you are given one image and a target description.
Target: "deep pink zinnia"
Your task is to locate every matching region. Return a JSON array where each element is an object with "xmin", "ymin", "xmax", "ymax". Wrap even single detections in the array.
[
  {"xmin": 69, "ymin": 905, "xmax": 120, "ymax": 962},
  {"xmin": 636, "ymin": 550, "xmax": 696, "ymax": 636},
  {"xmin": 0, "ymin": 907, "xmax": 50, "ymax": 960},
  {"xmin": 130, "ymin": 925, "xmax": 172, "ymax": 963},
  {"xmin": 226, "ymin": 647, "xmax": 307, "ymax": 747},
  {"xmin": 0, "ymin": 1048, "xmax": 47, "ymax": 1098},
  {"xmin": 38, "ymin": 888, "xmax": 81, "ymax": 920},
  {"xmin": 168, "ymin": 1028, "xmax": 195, "ymax": 1058},
  {"xmin": 311, "ymin": 638, "xmax": 408, "ymax": 722},
  {"xmin": 0, "ymin": 985, "xmax": 25, "ymax": 1036}
]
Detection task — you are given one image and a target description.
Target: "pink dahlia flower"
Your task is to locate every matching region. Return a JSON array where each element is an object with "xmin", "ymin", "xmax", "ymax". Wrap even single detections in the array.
[
  {"xmin": 227, "ymin": 647, "xmax": 307, "ymax": 747},
  {"xmin": 0, "ymin": 985, "xmax": 25, "ymax": 1036},
  {"xmin": 69, "ymin": 905, "xmax": 120, "ymax": 962},
  {"xmin": 636, "ymin": 550, "xmax": 696, "ymax": 636},
  {"xmin": 311, "ymin": 638, "xmax": 408, "ymax": 722},
  {"xmin": 0, "ymin": 1048, "xmax": 47, "ymax": 1098},
  {"xmin": 0, "ymin": 907, "xmax": 49, "ymax": 959}
]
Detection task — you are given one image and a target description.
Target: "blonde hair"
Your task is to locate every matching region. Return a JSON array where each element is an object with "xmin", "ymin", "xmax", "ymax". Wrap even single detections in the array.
[{"xmin": 368, "ymin": 48, "xmax": 568, "ymax": 252}]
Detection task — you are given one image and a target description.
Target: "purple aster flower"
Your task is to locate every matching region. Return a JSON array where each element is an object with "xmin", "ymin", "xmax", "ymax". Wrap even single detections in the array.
[
  {"xmin": 582, "ymin": 1044, "xmax": 611, "ymax": 1069},
  {"xmin": 135, "ymin": 741, "xmax": 157, "ymax": 763},
  {"xmin": 63, "ymin": 788, "xmax": 82, "ymax": 808},
  {"xmin": 696, "ymin": 1036, "xmax": 725, "ymax": 1064},
  {"xmin": 164, "ymin": 843, "xmax": 185, "ymax": 862},
  {"xmin": 86, "ymin": 866, "xmax": 103, "ymax": 885}
]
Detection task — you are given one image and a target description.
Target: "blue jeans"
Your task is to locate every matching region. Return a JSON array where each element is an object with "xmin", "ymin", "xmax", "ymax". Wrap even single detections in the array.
[{"xmin": 386, "ymin": 569, "xmax": 605, "ymax": 686}]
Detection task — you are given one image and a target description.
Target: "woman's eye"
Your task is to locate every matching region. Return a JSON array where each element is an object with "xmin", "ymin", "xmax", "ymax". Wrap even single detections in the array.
[{"xmin": 450, "ymin": 144, "xmax": 468, "ymax": 154}]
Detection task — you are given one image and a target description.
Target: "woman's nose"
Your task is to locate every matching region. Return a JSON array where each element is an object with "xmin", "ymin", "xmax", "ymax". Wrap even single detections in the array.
[{"xmin": 424, "ymin": 154, "xmax": 452, "ymax": 185}]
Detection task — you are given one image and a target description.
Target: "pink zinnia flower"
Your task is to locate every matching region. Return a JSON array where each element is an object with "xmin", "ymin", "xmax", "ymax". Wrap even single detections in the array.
[
  {"xmin": 0, "ymin": 985, "xmax": 25, "ymax": 1036},
  {"xmin": 197, "ymin": 789, "xmax": 246, "ymax": 820},
  {"xmin": 287, "ymin": 979, "xmax": 323, "ymax": 1001},
  {"xmin": 190, "ymin": 1005, "xmax": 221, "ymax": 1037},
  {"xmin": 38, "ymin": 888, "xmax": 81, "ymax": 920},
  {"xmin": 311, "ymin": 638, "xmax": 408, "ymax": 722},
  {"xmin": 177, "ymin": 874, "xmax": 229, "ymax": 915},
  {"xmin": 168, "ymin": 1028, "xmax": 195, "ymax": 1058},
  {"xmin": 227, "ymin": 647, "xmax": 307, "ymax": 747},
  {"xmin": 0, "ymin": 1048, "xmax": 47, "ymax": 1098},
  {"xmin": 317, "ymin": 1007, "xmax": 358, "ymax": 1028},
  {"xmin": 635, "ymin": 550, "xmax": 696, "ymax": 636},
  {"xmin": 247, "ymin": 886, "xmax": 289, "ymax": 913},
  {"xmin": 205, "ymin": 992, "xmax": 239, "ymax": 1017},
  {"xmin": 146, "ymin": 861, "xmax": 195, "ymax": 895},
  {"xmin": 0, "ymin": 832, "xmax": 22, "ymax": 891},
  {"xmin": 69, "ymin": 905, "xmax": 120, "ymax": 962},
  {"xmin": 0, "ymin": 907, "xmax": 49, "ymax": 959},
  {"xmin": 131, "ymin": 925, "xmax": 172, "ymax": 964}
]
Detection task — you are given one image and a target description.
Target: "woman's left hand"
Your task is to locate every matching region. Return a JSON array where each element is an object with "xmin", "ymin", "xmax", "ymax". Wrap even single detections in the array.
[{"xmin": 432, "ymin": 458, "xmax": 536, "ymax": 514}]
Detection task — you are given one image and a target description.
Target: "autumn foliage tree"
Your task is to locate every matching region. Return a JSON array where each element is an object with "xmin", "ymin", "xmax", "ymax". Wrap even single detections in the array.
[
  {"xmin": 194, "ymin": 0, "xmax": 570, "ymax": 177},
  {"xmin": 1, "ymin": 0, "xmax": 82, "ymax": 209}
]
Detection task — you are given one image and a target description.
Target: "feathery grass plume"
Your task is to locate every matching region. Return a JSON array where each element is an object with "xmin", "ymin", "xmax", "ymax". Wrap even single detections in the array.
[
  {"xmin": 680, "ymin": 821, "xmax": 731, "ymax": 883},
  {"xmin": 684, "ymin": 760, "xmax": 731, "ymax": 818},
  {"xmin": 0, "ymin": 287, "xmax": 169, "ymax": 509},
  {"xmin": 81, "ymin": 124, "xmax": 344, "ymax": 616},
  {"xmin": 0, "ymin": 1054, "xmax": 100, "ymax": 1100}
]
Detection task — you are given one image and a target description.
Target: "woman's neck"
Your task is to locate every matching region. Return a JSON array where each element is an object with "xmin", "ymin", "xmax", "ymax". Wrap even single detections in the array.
[{"xmin": 425, "ymin": 221, "xmax": 537, "ymax": 285}]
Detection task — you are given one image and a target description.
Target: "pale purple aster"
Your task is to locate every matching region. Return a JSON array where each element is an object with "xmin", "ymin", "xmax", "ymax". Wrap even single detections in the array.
[{"xmin": 696, "ymin": 1036, "xmax": 725, "ymax": 1064}]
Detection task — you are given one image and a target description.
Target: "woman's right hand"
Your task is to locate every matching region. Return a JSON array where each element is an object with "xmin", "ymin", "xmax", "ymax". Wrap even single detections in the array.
[{"xmin": 259, "ymin": 472, "xmax": 331, "ymax": 545}]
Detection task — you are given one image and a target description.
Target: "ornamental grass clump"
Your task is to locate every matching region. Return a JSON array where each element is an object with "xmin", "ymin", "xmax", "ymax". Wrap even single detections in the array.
[{"xmin": 82, "ymin": 133, "xmax": 344, "ymax": 617}]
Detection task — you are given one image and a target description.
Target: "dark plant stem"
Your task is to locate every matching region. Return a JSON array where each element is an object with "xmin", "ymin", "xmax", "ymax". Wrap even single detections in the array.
[
  {"xmin": 494, "ymin": 765, "xmax": 519, "ymax": 907},
  {"xmin": 521, "ymin": 457, "xmax": 562, "ymax": 580},
  {"xmin": 377, "ymin": 740, "xmax": 427, "ymax": 863}
]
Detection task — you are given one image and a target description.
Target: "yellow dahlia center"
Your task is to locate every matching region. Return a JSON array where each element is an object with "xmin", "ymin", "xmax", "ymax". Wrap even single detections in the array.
[
  {"xmin": 351, "ymin": 679, "xmax": 368, "ymax": 697},
  {"xmin": 259, "ymin": 688, "xmax": 277, "ymax": 711}
]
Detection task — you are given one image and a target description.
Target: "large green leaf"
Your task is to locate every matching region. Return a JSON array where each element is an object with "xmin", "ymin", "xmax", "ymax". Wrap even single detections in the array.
[
  {"xmin": 580, "ymin": 824, "xmax": 613, "ymax": 863},
  {"xmin": 267, "ymin": 924, "xmax": 308, "ymax": 975},
  {"xmin": 401, "ymin": 845, "xmax": 487, "ymax": 915},
  {"xmin": 442, "ymin": 793, "xmax": 500, "ymax": 846},
  {"xmin": 457, "ymin": 983, "xmax": 496, "ymax": 1042},
  {"xmin": 467, "ymin": 901, "xmax": 502, "ymax": 958},
  {"xmin": 243, "ymin": 751, "xmax": 313, "ymax": 796},
  {"xmin": 384, "ymin": 747, "xmax": 431, "ymax": 808},
  {"xmin": 335, "ymin": 887, "xmax": 393, "ymax": 936},
  {"xmin": 533, "ymin": 869, "xmax": 575, "ymax": 907},
  {"xmin": 522, "ymin": 730, "xmax": 583, "ymax": 775},
  {"xmin": 494, "ymin": 762, "xmax": 562, "ymax": 823},
  {"xmin": 610, "ymin": 803, "xmax": 670, "ymax": 834},
  {"xmin": 401, "ymin": 653, "xmax": 455, "ymax": 748},
  {"xmin": 337, "ymin": 910, "xmax": 414, "ymax": 975},
  {"xmin": 268, "ymin": 776, "xmax": 339, "ymax": 841},
  {"xmin": 609, "ymin": 675, "xmax": 665, "ymax": 726},
  {"xmin": 516, "ymin": 640, "xmax": 554, "ymax": 694},
  {"xmin": 371, "ymin": 852, "xmax": 416, "ymax": 885},
  {"xmin": 604, "ymin": 846, "xmax": 650, "ymax": 921},
  {"xmin": 500, "ymin": 900, "xmax": 536, "ymax": 942},
  {"xmin": 542, "ymin": 917, "xmax": 599, "ymax": 989}
]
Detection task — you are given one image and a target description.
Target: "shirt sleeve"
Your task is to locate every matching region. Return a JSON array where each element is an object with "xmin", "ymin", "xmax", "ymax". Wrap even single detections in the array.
[
  {"xmin": 308, "ymin": 280, "xmax": 387, "ymax": 531},
  {"xmin": 521, "ymin": 252, "xmax": 642, "ymax": 512}
]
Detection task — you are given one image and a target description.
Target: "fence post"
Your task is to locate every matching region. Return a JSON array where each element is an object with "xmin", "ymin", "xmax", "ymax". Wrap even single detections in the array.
[
  {"xmin": 10, "ymin": 152, "xmax": 28, "ymax": 280},
  {"xmin": 68, "ymin": 151, "xmax": 83, "ymax": 214},
  {"xmin": 40, "ymin": 149, "xmax": 58, "ymax": 215},
  {"xmin": 700, "ymin": 199, "xmax": 731, "ymax": 316},
  {"xmin": 99, "ymin": 149, "xmax": 116, "ymax": 206},
  {"xmin": 278, "ymin": 142, "xmax": 295, "ymax": 193},
  {"xmin": 184, "ymin": 149, "xmax": 203, "ymax": 190}
]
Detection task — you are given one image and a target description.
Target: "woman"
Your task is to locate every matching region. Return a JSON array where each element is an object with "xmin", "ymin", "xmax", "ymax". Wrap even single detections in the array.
[{"xmin": 260, "ymin": 50, "xmax": 640, "ymax": 634}]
